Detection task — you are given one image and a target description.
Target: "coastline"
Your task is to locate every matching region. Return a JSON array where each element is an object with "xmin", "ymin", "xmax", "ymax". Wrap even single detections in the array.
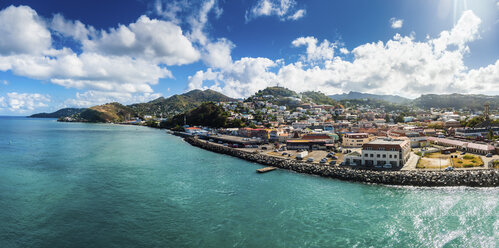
[{"xmin": 184, "ymin": 136, "xmax": 499, "ymax": 187}]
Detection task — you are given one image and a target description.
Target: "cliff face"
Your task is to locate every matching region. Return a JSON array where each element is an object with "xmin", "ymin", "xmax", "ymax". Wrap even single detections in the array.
[{"xmin": 185, "ymin": 137, "xmax": 499, "ymax": 187}]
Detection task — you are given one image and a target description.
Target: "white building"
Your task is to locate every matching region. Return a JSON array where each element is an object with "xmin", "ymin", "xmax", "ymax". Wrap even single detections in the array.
[{"xmin": 360, "ymin": 138, "xmax": 411, "ymax": 168}]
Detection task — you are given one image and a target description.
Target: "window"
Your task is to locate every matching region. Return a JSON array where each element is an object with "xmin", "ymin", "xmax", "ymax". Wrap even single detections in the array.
[
  {"xmin": 382, "ymin": 154, "xmax": 386, "ymax": 158},
  {"xmin": 394, "ymin": 155, "xmax": 397, "ymax": 158},
  {"xmin": 377, "ymin": 154, "xmax": 380, "ymax": 158},
  {"xmin": 370, "ymin": 154, "xmax": 373, "ymax": 157},
  {"xmin": 389, "ymin": 155, "xmax": 392, "ymax": 158}
]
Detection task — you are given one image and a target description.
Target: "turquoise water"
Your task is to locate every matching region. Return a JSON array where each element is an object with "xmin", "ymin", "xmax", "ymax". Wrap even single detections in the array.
[{"xmin": 0, "ymin": 117, "xmax": 497, "ymax": 248}]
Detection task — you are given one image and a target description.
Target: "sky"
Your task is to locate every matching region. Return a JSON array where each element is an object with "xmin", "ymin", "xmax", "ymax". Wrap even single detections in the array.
[{"xmin": 0, "ymin": 0, "xmax": 498, "ymax": 115}]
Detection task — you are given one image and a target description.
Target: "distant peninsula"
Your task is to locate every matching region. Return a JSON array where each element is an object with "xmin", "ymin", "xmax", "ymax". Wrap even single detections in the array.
[{"xmin": 28, "ymin": 108, "xmax": 86, "ymax": 118}]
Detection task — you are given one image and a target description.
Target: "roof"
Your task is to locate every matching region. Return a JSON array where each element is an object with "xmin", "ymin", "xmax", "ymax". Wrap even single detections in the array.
[
  {"xmin": 367, "ymin": 139, "xmax": 406, "ymax": 145},
  {"xmin": 186, "ymin": 127, "xmax": 201, "ymax": 130}
]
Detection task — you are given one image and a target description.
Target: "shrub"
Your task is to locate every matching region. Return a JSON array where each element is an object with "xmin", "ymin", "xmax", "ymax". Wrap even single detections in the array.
[
  {"xmin": 457, "ymin": 160, "xmax": 463, "ymax": 164},
  {"xmin": 463, "ymin": 164, "xmax": 474, "ymax": 168},
  {"xmin": 463, "ymin": 155, "xmax": 474, "ymax": 160}
]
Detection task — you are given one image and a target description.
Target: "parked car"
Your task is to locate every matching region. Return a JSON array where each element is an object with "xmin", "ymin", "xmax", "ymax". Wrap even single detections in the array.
[
  {"xmin": 274, "ymin": 149, "xmax": 278, "ymax": 152},
  {"xmin": 374, "ymin": 164, "xmax": 382, "ymax": 168},
  {"xmin": 320, "ymin": 159, "xmax": 327, "ymax": 164},
  {"xmin": 339, "ymin": 162, "xmax": 345, "ymax": 166},
  {"xmin": 307, "ymin": 158, "xmax": 314, "ymax": 162},
  {"xmin": 209, "ymin": 139, "xmax": 214, "ymax": 142},
  {"xmin": 282, "ymin": 152, "xmax": 287, "ymax": 156},
  {"xmin": 485, "ymin": 153, "xmax": 493, "ymax": 157},
  {"xmin": 383, "ymin": 164, "xmax": 392, "ymax": 169},
  {"xmin": 331, "ymin": 156, "xmax": 338, "ymax": 160},
  {"xmin": 218, "ymin": 141, "xmax": 223, "ymax": 144},
  {"xmin": 329, "ymin": 161, "xmax": 336, "ymax": 166},
  {"xmin": 445, "ymin": 166, "xmax": 454, "ymax": 171},
  {"xmin": 262, "ymin": 147, "xmax": 267, "ymax": 150},
  {"xmin": 460, "ymin": 152, "xmax": 466, "ymax": 155}
]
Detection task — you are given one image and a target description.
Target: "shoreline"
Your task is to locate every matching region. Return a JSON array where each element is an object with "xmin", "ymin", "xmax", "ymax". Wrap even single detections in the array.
[{"xmin": 184, "ymin": 136, "xmax": 499, "ymax": 187}]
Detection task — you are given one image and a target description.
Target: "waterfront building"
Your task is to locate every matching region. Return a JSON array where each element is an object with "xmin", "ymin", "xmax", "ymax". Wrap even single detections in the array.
[
  {"xmin": 361, "ymin": 138, "xmax": 411, "ymax": 168},
  {"xmin": 427, "ymin": 137, "xmax": 495, "ymax": 155}
]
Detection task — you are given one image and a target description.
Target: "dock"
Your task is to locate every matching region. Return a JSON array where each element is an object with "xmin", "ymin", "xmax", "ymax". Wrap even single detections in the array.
[{"xmin": 256, "ymin": 167, "xmax": 276, "ymax": 173}]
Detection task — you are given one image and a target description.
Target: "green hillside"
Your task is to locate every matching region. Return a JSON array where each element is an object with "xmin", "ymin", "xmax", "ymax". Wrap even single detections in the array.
[
  {"xmin": 29, "ymin": 108, "xmax": 86, "ymax": 118},
  {"xmin": 129, "ymin": 89, "xmax": 235, "ymax": 117},
  {"xmin": 413, "ymin": 94, "xmax": 499, "ymax": 110}
]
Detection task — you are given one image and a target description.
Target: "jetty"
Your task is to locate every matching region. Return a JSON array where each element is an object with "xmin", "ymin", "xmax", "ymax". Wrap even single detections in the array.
[
  {"xmin": 184, "ymin": 137, "xmax": 499, "ymax": 187},
  {"xmin": 257, "ymin": 167, "xmax": 276, "ymax": 173}
]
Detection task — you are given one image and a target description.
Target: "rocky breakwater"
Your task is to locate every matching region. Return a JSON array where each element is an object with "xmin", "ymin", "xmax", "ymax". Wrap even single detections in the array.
[{"xmin": 185, "ymin": 137, "xmax": 499, "ymax": 187}]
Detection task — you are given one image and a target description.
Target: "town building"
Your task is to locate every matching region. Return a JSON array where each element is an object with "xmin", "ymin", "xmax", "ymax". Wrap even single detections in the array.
[
  {"xmin": 342, "ymin": 133, "xmax": 370, "ymax": 148},
  {"xmin": 427, "ymin": 137, "xmax": 495, "ymax": 155},
  {"xmin": 361, "ymin": 138, "xmax": 411, "ymax": 168}
]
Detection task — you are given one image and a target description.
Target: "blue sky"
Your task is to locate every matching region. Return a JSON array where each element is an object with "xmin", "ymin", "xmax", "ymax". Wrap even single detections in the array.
[{"xmin": 0, "ymin": 0, "xmax": 498, "ymax": 115}]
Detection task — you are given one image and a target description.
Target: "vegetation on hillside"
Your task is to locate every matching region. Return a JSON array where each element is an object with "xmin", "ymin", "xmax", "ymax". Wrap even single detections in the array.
[
  {"xmin": 301, "ymin": 91, "xmax": 337, "ymax": 105},
  {"xmin": 329, "ymin": 91, "xmax": 410, "ymax": 104},
  {"xmin": 413, "ymin": 94, "xmax": 499, "ymax": 110},
  {"xmin": 29, "ymin": 108, "xmax": 86, "ymax": 118},
  {"xmin": 129, "ymin": 89, "xmax": 235, "ymax": 117},
  {"xmin": 160, "ymin": 102, "xmax": 231, "ymax": 128}
]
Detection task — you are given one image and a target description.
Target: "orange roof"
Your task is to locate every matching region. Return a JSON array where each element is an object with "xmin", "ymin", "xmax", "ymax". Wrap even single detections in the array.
[{"xmin": 186, "ymin": 127, "xmax": 201, "ymax": 130}]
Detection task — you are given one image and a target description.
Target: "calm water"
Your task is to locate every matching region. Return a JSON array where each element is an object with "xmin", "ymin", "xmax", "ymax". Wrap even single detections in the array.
[{"xmin": 0, "ymin": 117, "xmax": 497, "ymax": 248}]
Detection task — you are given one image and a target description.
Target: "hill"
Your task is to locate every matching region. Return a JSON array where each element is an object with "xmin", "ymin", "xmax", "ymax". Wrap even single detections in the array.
[
  {"xmin": 67, "ymin": 103, "xmax": 136, "ymax": 123},
  {"xmin": 301, "ymin": 91, "xmax": 337, "ymax": 105},
  {"xmin": 329, "ymin": 91, "xmax": 410, "ymax": 104},
  {"xmin": 29, "ymin": 108, "xmax": 86, "ymax": 118},
  {"xmin": 129, "ymin": 89, "xmax": 235, "ymax": 117},
  {"xmin": 161, "ymin": 102, "xmax": 229, "ymax": 128},
  {"xmin": 413, "ymin": 94, "xmax": 499, "ymax": 110}
]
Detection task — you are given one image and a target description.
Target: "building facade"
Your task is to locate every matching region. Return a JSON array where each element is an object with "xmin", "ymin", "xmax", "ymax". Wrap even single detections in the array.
[
  {"xmin": 342, "ymin": 133, "xmax": 370, "ymax": 148},
  {"xmin": 361, "ymin": 139, "xmax": 411, "ymax": 168}
]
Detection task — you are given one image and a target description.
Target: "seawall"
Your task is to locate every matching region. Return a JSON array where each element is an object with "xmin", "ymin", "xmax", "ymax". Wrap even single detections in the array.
[{"xmin": 185, "ymin": 137, "xmax": 499, "ymax": 187}]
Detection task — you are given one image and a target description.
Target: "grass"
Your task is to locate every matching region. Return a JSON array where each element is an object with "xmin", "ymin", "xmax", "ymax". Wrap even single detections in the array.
[{"xmin": 451, "ymin": 154, "xmax": 484, "ymax": 168}]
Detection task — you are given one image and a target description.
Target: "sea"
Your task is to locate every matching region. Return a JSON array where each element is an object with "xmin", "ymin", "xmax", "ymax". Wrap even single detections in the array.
[{"xmin": 0, "ymin": 116, "xmax": 497, "ymax": 247}]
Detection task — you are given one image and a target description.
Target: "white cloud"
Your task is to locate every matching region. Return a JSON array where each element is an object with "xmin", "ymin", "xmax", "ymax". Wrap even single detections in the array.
[
  {"xmin": 291, "ymin": 36, "xmax": 336, "ymax": 62},
  {"xmin": 64, "ymin": 91, "xmax": 162, "ymax": 108},
  {"xmin": 0, "ymin": 4, "xmax": 203, "ymax": 111},
  {"xmin": 51, "ymin": 13, "xmax": 94, "ymax": 41},
  {"xmin": 0, "ymin": 92, "xmax": 50, "ymax": 112},
  {"xmin": 246, "ymin": 0, "xmax": 305, "ymax": 22},
  {"xmin": 0, "ymin": 50, "xmax": 172, "ymax": 94},
  {"xmin": 0, "ymin": 5, "xmax": 51, "ymax": 55},
  {"xmin": 153, "ymin": 0, "xmax": 188, "ymax": 24},
  {"xmin": 188, "ymin": 57, "xmax": 277, "ymax": 98},
  {"xmin": 202, "ymin": 38, "xmax": 234, "ymax": 68},
  {"xmin": 339, "ymin": 48, "xmax": 349, "ymax": 54},
  {"xmin": 83, "ymin": 15, "xmax": 200, "ymax": 66},
  {"xmin": 1, "ymin": 80, "xmax": 7, "ymax": 85},
  {"xmin": 188, "ymin": 10, "xmax": 498, "ymax": 98},
  {"xmin": 287, "ymin": 9, "xmax": 306, "ymax": 21},
  {"xmin": 390, "ymin": 18, "xmax": 404, "ymax": 29}
]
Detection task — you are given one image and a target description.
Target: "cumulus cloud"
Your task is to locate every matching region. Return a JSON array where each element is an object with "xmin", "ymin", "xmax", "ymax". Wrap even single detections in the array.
[
  {"xmin": 0, "ymin": 92, "xmax": 50, "ymax": 112},
  {"xmin": 390, "ymin": 18, "xmax": 404, "ymax": 29},
  {"xmin": 246, "ymin": 0, "xmax": 305, "ymax": 22},
  {"xmin": 292, "ymin": 36, "xmax": 336, "ymax": 62},
  {"xmin": 188, "ymin": 10, "xmax": 498, "ymax": 98},
  {"xmin": 0, "ymin": 4, "xmax": 206, "ymax": 110},
  {"xmin": 0, "ymin": 5, "xmax": 51, "ymax": 55},
  {"xmin": 51, "ymin": 13, "xmax": 94, "ymax": 41},
  {"xmin": 188, "ymin": 57, "xmax": 277, "ymax": 98},
  {"xmin": 83, "ymin": 15, "xmax": 200, "ymax": 66},
  {"xmin": 64, "ymin": 91, "xmax": 162, "ymax": 108}
]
